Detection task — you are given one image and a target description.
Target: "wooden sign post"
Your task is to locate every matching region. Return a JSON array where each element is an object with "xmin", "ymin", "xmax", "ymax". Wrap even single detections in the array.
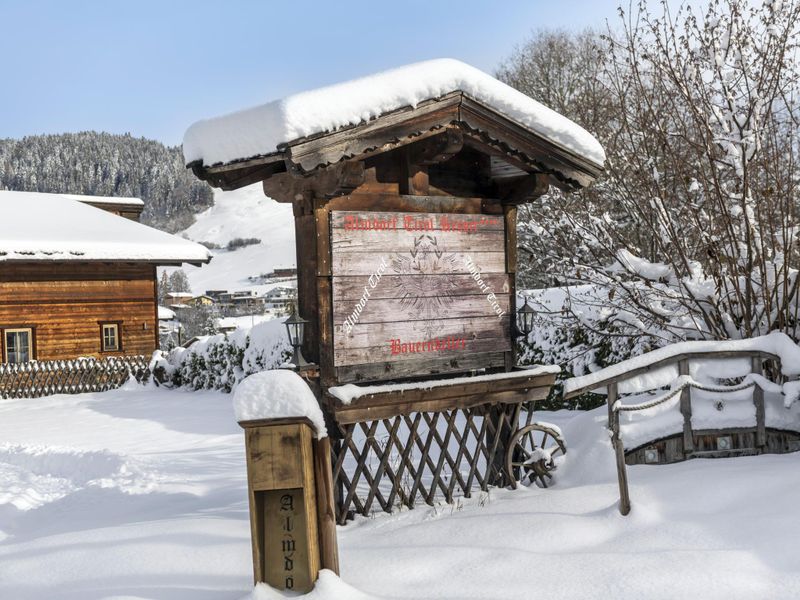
[{"xmin": 239, "ymin": 416, "xmax": 338, "ymax": 593}]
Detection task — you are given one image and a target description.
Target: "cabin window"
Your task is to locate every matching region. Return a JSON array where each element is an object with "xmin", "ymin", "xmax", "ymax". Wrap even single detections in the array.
[
  {"xmin": 101, "ymin": 323, "xmax": 120, "ymax": 352},
  {"xmin": 4, "ymin": 328, "xmax": 33, "ymax": 364}
]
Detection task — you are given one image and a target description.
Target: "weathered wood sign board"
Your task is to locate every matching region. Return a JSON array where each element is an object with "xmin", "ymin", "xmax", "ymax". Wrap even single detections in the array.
[{"xmin": 331, "ymin": 211, "xmax": 511, "ymax": 381}]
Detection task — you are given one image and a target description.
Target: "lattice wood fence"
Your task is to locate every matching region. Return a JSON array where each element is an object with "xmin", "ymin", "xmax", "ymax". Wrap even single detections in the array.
[
  {"xmin": 0, "ymin": 356, "xmax": 150, "ymax": 399},
  {"xmin": 331, "ymin": 402, "xmax": 536, "ymax": 523}
]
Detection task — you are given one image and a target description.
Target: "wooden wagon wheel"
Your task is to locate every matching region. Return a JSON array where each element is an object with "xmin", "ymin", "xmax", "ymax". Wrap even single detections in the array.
[{"xmin": 506, "ymin": 422, "xmax": 567, "ymax": 489}]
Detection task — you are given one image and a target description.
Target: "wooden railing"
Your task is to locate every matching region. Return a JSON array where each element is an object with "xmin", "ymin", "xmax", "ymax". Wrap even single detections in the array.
[
  {"xmin": 0, "ymin": 355, "xmax": 150, "ymax": 399},
  {"xmin": 565, "ymin": 349, "xmax": 784, "ymax": 515}
]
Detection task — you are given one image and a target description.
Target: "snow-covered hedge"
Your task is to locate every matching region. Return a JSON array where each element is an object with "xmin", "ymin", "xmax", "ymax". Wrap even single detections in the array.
[
  {"xmin": 155, "ymin": 319, "xmax": 291, "ymax": 392},
  {"xmin": 516, "ymin": 286, "xmax": 661, "ymax": 409}
]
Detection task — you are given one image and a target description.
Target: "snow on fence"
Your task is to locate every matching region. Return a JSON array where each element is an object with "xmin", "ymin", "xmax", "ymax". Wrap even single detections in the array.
[
  {"xmin": 0, "ymin": 356, "xmax": 149, "ymax": 399},
  {"xmin": 564, "ymin": 332, "xmax": 800, "ymax": 515}
]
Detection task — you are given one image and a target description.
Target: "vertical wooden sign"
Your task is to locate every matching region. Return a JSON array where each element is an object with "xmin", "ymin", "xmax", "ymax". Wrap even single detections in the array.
[{"xmin": 239, "ymin": 418, "xmax": 323, "ymax": 593}]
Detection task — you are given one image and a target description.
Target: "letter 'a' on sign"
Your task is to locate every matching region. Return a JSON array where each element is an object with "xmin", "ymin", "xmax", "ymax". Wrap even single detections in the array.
[{"xmin": 331, "ymin": 210, "xmax": 512, "ymax": 382}]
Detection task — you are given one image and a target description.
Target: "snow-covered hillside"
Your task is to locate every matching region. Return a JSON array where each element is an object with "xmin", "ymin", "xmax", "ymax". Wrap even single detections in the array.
[
  {"xmin": 166, "ymin": 184, "xmax": 295, "ymax": 295},
  {"xmin": 2, "ymin": 386, "xmax": 800, "ymax": 599}
]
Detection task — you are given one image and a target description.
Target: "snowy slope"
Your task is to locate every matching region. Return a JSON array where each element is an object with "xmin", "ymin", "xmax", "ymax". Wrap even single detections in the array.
[
  {"xmin": 164, "ymin": 183, "xmax": 296, "ymax": 295},
  {"xmin": 2, "ymin": 387, "xmax": 800, "ymax": 599}
]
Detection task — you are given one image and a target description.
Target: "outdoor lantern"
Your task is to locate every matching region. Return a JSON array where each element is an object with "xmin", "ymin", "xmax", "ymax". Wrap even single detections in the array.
[
  {"xmin": 517, "ymin": 297, "xmax": 536, "ymax": 336},
  {"xmin": 284, "ymin": 309, "xmax": 309, "ymax": 368}
]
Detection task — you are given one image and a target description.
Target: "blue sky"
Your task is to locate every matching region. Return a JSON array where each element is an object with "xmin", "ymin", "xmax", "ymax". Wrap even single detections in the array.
[{"xmin": 1, "ymin": 0, "xmax": 628, "ymax": 146}]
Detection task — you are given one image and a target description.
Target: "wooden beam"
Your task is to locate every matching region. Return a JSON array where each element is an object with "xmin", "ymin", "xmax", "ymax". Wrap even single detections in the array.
[
  {"xmin": 608, "ymin": 383, "xmax": 631, "ymax": 516},
  {"xmin": 410, "ymin": 128, "xmax": 464, "ymax": 165},
  {"xmin": 399, "ymin": 147, "xmax": 429, "ymax": 196},
  {"xmin": 504, "ymin": 204, "xmax": 517, "ymax": 371},
  {"xmin": 501, "ymin": 172, "xmax": 549, "ymax": 206},
  {"xmin": 190, "ymin": 155, "xmax": 285, "ymax": 191},
  {"xmin": 284, "ymin": 94, "xmax": 463, "ymax": 174},
  {"xmin": 329, "ymin": 383, "xmax": 552, "ymax": 424},
  {"xmin": 752, "ymin": 356, "xmax": 766, "ymax": 448},
  {"xmin": 678, "ymin": 359, "xmax": 694, "ymax": 453},
  {"xmin": 312, "ymin": 436, "xmax": 340, "ymax": 575},
  {"xmin": 263, "ymin": 161, "xmax": 366, "ymax": 204},
  {"xmin": 458, "ymin": 96, "xmax": 603, "ymax": 189}
]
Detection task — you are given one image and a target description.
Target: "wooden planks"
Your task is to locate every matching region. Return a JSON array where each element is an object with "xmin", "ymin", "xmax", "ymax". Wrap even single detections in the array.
[
  {"xmin": 329, "ymin": 209, "xmax": 511, "ymax": 380},
  {"xmin": 333, "ymin": 273, "xmax": 508, "ymax": 301},
  {"xmin": 328, "ymin": 371, "xmax": 556, "ymax": 424},
  {"xmin": 330, "ymin": 211, "xmax": 504, "ymax": 231},
  {"xmin": 331, "ymin": 251, "xmax": 505, "ymax": 276},
  {"xmin": 332, "ymin": 294, "xmax": 509, "ymax": 325},
  {"xmin": 333, "ymin": 316, "xmax": 509, "ymax": 367},
  {"xmin": 335, "ymin": 351, "xmax": 508, "ymax": 383},
  {"xmin": 241, "ymin": 420, "xmax": 321, "ymax": 591},
  {"xmin": 0, "ymin": 262, "xmax": 157, "ymax": 360}
]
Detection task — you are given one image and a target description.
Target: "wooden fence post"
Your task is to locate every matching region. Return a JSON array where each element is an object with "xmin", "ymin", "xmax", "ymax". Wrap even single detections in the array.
[
  {"xmin": 752, "ymin": 356, "xmax": 766, "ymax": 449},
  {"xmin": 678, "ymin": 360, "xmax": 694, "ymax": 454},
  {"xmin": 608, "ymin": 383, "xmax": 631, "ymax": 515}
]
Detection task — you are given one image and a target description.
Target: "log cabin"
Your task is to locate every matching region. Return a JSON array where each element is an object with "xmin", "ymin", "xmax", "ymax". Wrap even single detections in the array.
[{"xmin": 0, "ymin": 191, "xmax": 210, "ymax": 363}]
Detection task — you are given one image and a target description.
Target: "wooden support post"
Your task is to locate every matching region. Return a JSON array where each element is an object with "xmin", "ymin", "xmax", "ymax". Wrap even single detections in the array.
[
  {"xmin": 752, "ymin": 356, "xmax": 766, "ymax": 449},
  {"xmin": 608, "ymin": 383, "xmax": 631, "ymax": 516},
  {"xmin": 678, "ymin": 360, "xmax": 694, "ymax": 453},
  {"xmin": 313, "ymin": 436, "xmax": 340, "ymax": 575},
  {"xmin": 503, "ymin": 204, "xmax": 517, "ymax": 372},
  {"xmin": 240, "ymin": 417, "xmax": 331, "ymax": 593}
]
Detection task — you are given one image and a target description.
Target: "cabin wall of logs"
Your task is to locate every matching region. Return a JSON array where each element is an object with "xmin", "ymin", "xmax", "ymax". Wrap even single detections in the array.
[{"xmin": 0, "ymin": 262, "xmax": 159, "ymax": 361}]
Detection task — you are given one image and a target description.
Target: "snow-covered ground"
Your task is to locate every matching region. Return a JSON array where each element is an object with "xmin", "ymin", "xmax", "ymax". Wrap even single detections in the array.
[
  {"xmin": 2, "ymin": 385, "xmax": 800, "ymax": 599},
  {"xmin": 164, "ymin": 184, "xmax": 295, "ymax": 296}
]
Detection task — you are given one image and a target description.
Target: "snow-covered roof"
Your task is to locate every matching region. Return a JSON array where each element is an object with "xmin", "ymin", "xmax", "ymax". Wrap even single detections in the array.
[
  {"xmin": 183, "ymin": 58, "xmax": 605, "ymax": 170},
  {"xmin": 0, "ymin": 191, "xmax": 211, "ymax": 265},
  {"xmin": 158, "ymin": 305, "xmax": 176, "ymax": 320},
  {"xmin": 61, "ymin": 193, "xmax": 145, "ymax": 207}
]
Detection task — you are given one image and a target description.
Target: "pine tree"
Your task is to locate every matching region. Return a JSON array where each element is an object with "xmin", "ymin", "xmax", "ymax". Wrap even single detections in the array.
[{"xmin": 0, "ymin": 132, "xmax": 214, "ymax": 232}]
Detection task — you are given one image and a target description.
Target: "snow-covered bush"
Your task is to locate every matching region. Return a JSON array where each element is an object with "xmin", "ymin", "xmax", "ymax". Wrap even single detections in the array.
[
  {"xmin": 159, "ymin": 319, "xmax": 291, "ymax": 392},
  {"xmin": 506, "ymin": 1, "xmax": 800, "ymax": 351},
  {"xmin": 515, "ymin": 287, "xmax": 661, "ymax": 409}
]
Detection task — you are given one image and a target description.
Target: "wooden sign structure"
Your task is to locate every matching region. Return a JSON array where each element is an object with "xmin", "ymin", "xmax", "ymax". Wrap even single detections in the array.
[
  {"xmin": 239, "ymin": 417, "xmax": 338, "ymax": 593},
  {"xmin": 190, "ymin": 89, "xmax": 603, "ymax": 540},
  {"xmin": 190, "ymin": 92, "xmax": 602, "ymax": 390}
]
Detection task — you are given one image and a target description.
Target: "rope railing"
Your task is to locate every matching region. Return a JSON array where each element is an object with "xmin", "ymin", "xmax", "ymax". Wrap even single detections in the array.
[
  {"xmin": 614, "ymin": 377, "xmax": 760, "ymax": 412},
  {"xmin": 596, "ymin": 350, "xmax": 784, "ymax": 517}
]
